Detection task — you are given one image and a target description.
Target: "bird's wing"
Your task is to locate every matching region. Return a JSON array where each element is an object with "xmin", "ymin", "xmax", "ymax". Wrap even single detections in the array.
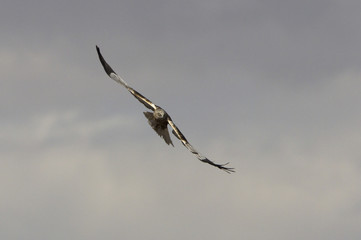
[
  {"xmin": 96, "ymin": 46, "xmax": 157, "ymax": 111},
  {"xmin": 167, "ymin": 117, "xmax": 235, "ymax": 173}
]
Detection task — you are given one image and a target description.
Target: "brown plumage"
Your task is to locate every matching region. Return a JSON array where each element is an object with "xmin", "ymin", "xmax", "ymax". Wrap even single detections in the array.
[
  {"xmin": 143, "ymin": 111, "xmax": 173, "ymax": 146},
  {"xmin": 96, "ymin": 45, "xmax": 234, "ymax": 173}
]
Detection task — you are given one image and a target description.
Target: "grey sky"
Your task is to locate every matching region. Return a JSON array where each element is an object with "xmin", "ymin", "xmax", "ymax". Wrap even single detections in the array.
[{"xmin": 1, "ymin": 0, "xmax": 361, "ymax": 239}]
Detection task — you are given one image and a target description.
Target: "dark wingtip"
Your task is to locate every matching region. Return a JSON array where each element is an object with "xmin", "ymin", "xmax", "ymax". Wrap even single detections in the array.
[
  {"xmin": 200, "ymin": 158, "xmax": 235, "ymax": 173},
  {"xmin": 217, "ymin": 162, "xmax": 235, "ymax": 174},
  {"xmin": 96, "ymin": 45, "xmax": 101, "ymax": 56},
  {"xmin": 220, "ymin": 163, "xmax": 235, "ymax": 174},
  {"xmin": 96, "ymin": 45, "xmax": 116, "ymax": 76}
]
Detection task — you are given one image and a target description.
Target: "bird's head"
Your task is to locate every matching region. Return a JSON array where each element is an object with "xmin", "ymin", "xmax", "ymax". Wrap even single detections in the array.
[{"xmin": 154, "ymin": 108, "xmax": 166, "ymax": 120}]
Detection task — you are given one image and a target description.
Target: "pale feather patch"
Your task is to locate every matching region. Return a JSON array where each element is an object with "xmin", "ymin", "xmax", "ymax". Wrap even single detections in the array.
[{"xmin": 109, "ymin": 72, "xmax": 128, "ymax": 87}]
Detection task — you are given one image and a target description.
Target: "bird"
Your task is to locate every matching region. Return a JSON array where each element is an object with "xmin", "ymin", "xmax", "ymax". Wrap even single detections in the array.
[{"xmin": 96, "ymin": 46, "xmax": 234, "ymax": 173}]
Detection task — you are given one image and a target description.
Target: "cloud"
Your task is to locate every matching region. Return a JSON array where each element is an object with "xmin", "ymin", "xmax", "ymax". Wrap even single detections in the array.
[
  {"xmin": 1, "ymin": 0, "xmax": 361, "ymax": 239},
  {"xmin": 1, "ymin": 92, "xmax": 361, "ymax": 239}
]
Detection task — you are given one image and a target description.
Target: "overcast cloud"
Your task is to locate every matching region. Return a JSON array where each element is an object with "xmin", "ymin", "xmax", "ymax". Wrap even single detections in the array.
[{"xmin": 1, "ymin": 0, "xmax": 361, "ymax": 239}]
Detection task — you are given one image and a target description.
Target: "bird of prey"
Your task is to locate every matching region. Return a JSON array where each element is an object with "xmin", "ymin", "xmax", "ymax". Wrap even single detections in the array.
[{"xmin": 96, "ymin": 46, "xmax": 234, "ymax": 173}]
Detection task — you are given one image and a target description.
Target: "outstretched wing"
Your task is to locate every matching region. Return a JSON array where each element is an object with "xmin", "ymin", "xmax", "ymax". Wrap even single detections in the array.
[
  {"xmin": 167, "ymin": 117, "xmax": 235, "ymax": 173},
  {"xmin": 96, "ymin": 46, "xmax": 157, "ymax": 111}
]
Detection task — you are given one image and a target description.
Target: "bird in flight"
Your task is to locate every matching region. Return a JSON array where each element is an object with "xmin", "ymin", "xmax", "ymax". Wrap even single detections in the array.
[{"xmin": 96, "ymin": 46, "xmax": 234, "ymax": 173}]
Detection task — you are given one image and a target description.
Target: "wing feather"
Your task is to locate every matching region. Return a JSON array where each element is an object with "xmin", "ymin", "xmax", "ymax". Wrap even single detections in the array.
[
  {"xmin": 96, "ymin": 45, "xmax": 234, "ymax": 173},
  {"xmin": 167, "ymin": 117, "xmax": 235, "ymax": 173},
  {"xmin": 96, "ymin": 46, "xmax": 156, "ymax": 111}
]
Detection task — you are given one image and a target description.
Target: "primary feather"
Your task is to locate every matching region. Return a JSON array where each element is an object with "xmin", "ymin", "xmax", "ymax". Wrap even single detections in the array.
[{"xmin": 96, "ymin": 45, "xmax": 234, "ymax": 173}]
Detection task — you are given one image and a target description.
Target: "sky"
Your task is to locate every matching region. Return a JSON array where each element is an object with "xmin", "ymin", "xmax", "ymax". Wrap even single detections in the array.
[{"xmin": 1, "ymin": 0, "xmax": 361, "ymax": 239}]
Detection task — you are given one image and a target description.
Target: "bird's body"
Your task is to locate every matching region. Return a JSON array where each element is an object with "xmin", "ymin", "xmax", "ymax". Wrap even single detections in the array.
[
  {"xmin": 96, "ymin": 46, "xmax": 234, "ymax": 173},
  {"xmin": 144, "ymin": 108, "xmax": 174, "ymax": 146}
]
